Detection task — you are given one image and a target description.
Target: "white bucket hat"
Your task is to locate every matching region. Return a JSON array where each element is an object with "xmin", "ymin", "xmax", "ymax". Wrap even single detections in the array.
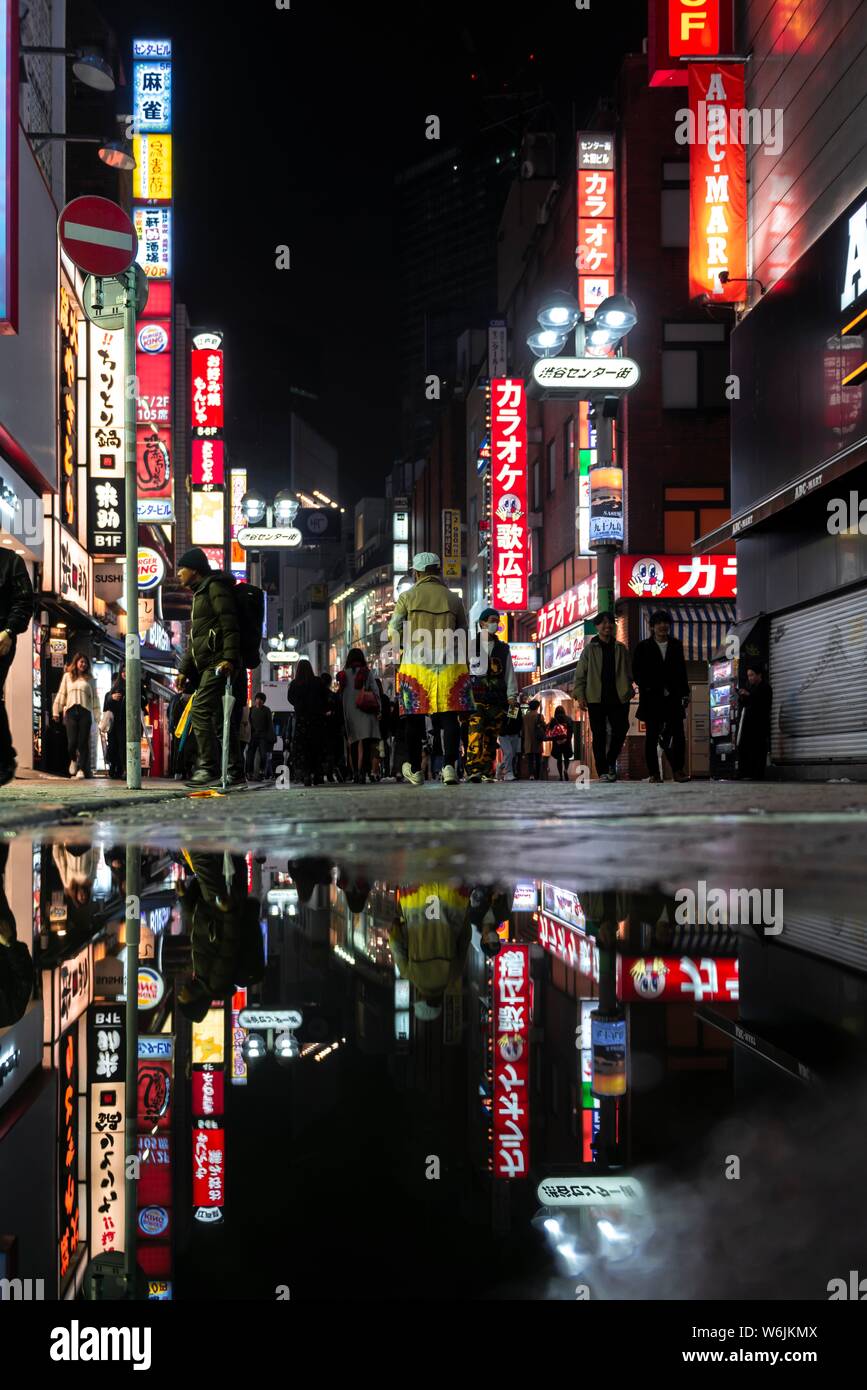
[{"xmin": 412, "ymin": 551, "xmax": 440, "ymax": 571}]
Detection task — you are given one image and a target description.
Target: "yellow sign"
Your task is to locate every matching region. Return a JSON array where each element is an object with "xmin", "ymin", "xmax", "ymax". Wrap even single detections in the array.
[
  {"xmin": 441, "ymin": 508, "xmax": 461, "ymax": 579},
  {"xmin": 133, "ymin": 134, "xmax": 172, "ymax": 201},
  {"xmin": 192, "ymin": 1007, "xmax": 226, "ymax": 1065},
  {"xmin": 496, "ymin": 613, "xmax": 509, "ymax": 642}
]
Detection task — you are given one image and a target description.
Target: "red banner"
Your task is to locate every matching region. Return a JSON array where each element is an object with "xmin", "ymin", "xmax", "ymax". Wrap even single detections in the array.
[
  {"xmin": 492, "ymin": 944, "xmax": 530, "ymax": 1178},
  {"xmin": 136, "ymin": 423, "xmax": 172, "ymax": 498},
  {"xmin": 192, "ymin": 1065, "xmax": 225, "ymax": 1118},
  {"xmin": 191, "ymin": 347, "xmax": 224, "ymax": 431},
  {"xmin": 192, "ymin": 1126, "xmax": 225, "ymax": 1208},
  {"xmin": 191, "ymin": 438, "xmax": 225, "ymax": 487},
  {"xmin": 490, "ymin": 378, "xmax": 528, "ymax": 612},
  {"xmin": 688, "ymin": 63, "xmax": 747, "ymax": 302},
  {"xmin": 618, "ymin": 955, "xmax": 739, "ymax": 1003}
]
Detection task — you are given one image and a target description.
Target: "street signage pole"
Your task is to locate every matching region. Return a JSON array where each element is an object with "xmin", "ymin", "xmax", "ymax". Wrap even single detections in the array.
[{"xmin": 123, "ymin": 264, "xmax": 141, "ymax": 789}]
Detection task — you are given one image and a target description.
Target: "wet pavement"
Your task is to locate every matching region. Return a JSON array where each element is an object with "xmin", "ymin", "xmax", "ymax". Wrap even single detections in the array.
[{"xmin": 1, "ymin": 778, "xmax": 866, "ymax": 1310}]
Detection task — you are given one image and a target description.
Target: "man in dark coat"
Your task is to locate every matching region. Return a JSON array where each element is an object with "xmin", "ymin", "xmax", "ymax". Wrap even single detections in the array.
[
  {"xmin": 0, "ymin": 551, "xmax": 34, "ymax": 785},
  {"xmin": 737, "ymin": 662, "xmax": 773, "ymax": 779},
  {"xmin": 632, "ymin": 609, "xmax": 691, "ymax": 783},
  {"xmin": 177, "ymin": 548, "xmax": 246, "ymax": 787}
]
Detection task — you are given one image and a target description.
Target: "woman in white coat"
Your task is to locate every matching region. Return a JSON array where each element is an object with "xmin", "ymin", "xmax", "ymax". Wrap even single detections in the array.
[{"xmin": 52, "ymin": 653, "xmax": 99, "ymax": 778}]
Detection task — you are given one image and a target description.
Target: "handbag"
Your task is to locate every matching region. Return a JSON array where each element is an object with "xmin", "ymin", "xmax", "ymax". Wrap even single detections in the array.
[
  {"xmin": 356, "ymin": 690, "xmax": 379, "ymax": 715},
  {"xmin": 548, "ymin": 722, "xmax": 568, "ymax": 742}
]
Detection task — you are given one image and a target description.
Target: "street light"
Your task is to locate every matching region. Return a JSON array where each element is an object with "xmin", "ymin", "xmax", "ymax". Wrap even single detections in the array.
[
  {"xmin": 527, "ymin": 328, "xmax": 569, "ymax": 359},
  {"xmin": 240, "ymin": 489, "xmax": 267, "ymax": 525},
  {"xmin": 21, "ymin": 44, "xmax": 116, "ymax": 91},
  {"xmin": 536, "ymin": 289, "xmax": 581, "ymax": 333},
  {"xmin": 97, "ymin": 139, "xmax": 136, "ymax": 171},
  {"xmin": 594, "ymin": 293, "xmax": 638, "ymax": 334},
  {"xmin": 273, "ymin": 490, "xmax": 300, "ymax": 526}
]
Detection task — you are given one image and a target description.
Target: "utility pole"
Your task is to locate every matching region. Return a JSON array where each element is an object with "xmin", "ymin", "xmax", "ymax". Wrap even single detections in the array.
[{"xmin": 123, "ymin": 265, "xmax": 141, "ymax": 789}]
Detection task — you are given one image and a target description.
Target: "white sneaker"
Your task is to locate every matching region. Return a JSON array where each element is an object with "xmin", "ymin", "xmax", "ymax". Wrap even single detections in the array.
[
  {"xmin": 74, "ymin": 769, "xmax": 86, "ymax": 779},
  {"xmin": 442, "ymin": 765, "xmax": 458, "ymax": 785},
  {"xmin": 69, "ymin": 760, "xmax": 77, "ymax": 776},
  {"xmin": 401, "ymin": 761, "xmax": 424, "ymax": 787}
]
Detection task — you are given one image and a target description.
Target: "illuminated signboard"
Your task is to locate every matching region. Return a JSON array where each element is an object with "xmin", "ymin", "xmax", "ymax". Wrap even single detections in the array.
[
  {"xmin": 617, "ymin": 955, "xmax": 739, "ymax": 1002},
  {"xmin": 492, "ymin": 944, "xmax": 531, "ymax": 1178},
  {"xmin": 134, "ymin": 206, "xmax": 172, "ymax": 278},
  {"xmin": 509, "ymin": 642, "xmax": 537, "ymax": 674},
  {"xmin": 230, "ymin": 469, "xmax": 247, "ymax": 578},
  {"xmin": 192, "ymin": 1125, "xmax": 225, "ymax": 1215},
  {"xmin": 541, "ymin": 623, "xmax": 585, "ymax": 675},
  {"xmin": 133, "ymin": 56, "xmax": 172, "ymax": 131},
  {"xmin": 490, "ymin": 378, "xmax": 528, "ymax": 612},
  {"xmin": 589, "ymin": 465, "xmax": 623, "ymax": 546},
  {"xmin": 687, "ymin": 63, "xmax": 747, "ymax": 303},
  {"xmin": 231, "ymin": 987, "xmax": 248, "ymax": 1084},
  {"xmin": 89, "ymin": 1079, "xmax": 126, "ymax": 1259},
  {"xmin": 536, "ymin": 574, "xmax": 598, "ymax": 641},
  {"xmin": 576, "ymin": 133, "xmax": 616, "ymax": 318},
  {"xmin": 191, "ymin": 347, "xmax": 225, "ymax": 431},
  {"xmin": 192, "ymin": 438, "xmax": 225, "ymax": 487},
  {"xmin": 58, "ymin": 1028, "xmax": 81, "ymax": 1289},
  {"xmin": 615, "ymin": 553, "xmax": 737, "ymax": 600},
  {"xmin": 87, "ymin": 477, "xmax": 126, "ymax": 555},
  {"xmin": 58, "ymin": 284, "xmax": 79, "ymax": 531},
  {"xmin": 191, "ymin": 490, "xmax": 225, "ymax": 546},
  {"xmin": 136, "ymin": 425, "xmax": 171, "ymax": 501},
  {"xmin": 89, "ymin": 328, "xmax": 125, "ymax": 477},
  {"xmin": 192, "ymin": 1007, "xmax": 225, "ymax": 1065},
  {"xmin": 441, "ymin": 508, "xmax": 461, "ymax": 579},
  {"xmin": 0, "ymin": 0, "xmax": 18, "ymax": 333},
  {"xmin": 192, "ymin": 1065, "xmax": 225, "ymax": 1117},
  {"xmin": 648, "ymin": 0, "xmax": 732, "ymax": 88},
  {"xmin": 132, "ymin": 133, "xmax": 172, "ymax": 201},
  {"xmin": 136, "ymin": 320, "xmax": 171, "ymax": 422}
]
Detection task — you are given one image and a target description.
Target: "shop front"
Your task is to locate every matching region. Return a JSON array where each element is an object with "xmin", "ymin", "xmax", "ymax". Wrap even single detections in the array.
[
  {"xmin": 697, "ymin": 186, "xmax": 867, "ymax": 779},
  {"xmin": 523, "ymin": 573, "xmax": 598, "ymax": 775},
  {"xmin": 614, "ymin": 554, "xmax": 737, "ymax": 779}
]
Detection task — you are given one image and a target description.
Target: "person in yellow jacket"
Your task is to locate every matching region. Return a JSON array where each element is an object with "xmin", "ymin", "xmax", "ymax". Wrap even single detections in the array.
[
  {"xmin": 389, "ymin": 883, "xmax": 471, "ymax": 1021},
  {"xmin": 387, "ymin": 553, "xmax": 472, "ymax": 787}
]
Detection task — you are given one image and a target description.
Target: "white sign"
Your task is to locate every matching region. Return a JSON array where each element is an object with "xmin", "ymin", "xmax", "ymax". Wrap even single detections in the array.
[
  {"xmin": 537, "ymin": 1176, "xmax": 645, "ymax": 1207},
  {"xmin": 138, "ymin": 498, "xmax": 174, "ymax": 523},
  {"xmin": 138, "ymin": 546, "xmax": 165, "ymax": 591},
  {"xmin": 192, "ymin": 331, "xmax": 223, "ymax": 350},
  {"xmin": 509, "ymin": 642, "xmax": 537, "ymax": 674},
  {"xmin": 532, "ymin": 357, "xmax": 640, "ymax": 391},
  {"xmin": 89, "ymin": 328, "xmax": 125, "ymax": 478},
  {"xmin": 541, "ymin": 623, "xmax": 585, "ymax": 674},
  {"xmin": 841, "ymin": 200, "xmax": 867, "ymax": 311},
  {"xmin": 237, "ymin": 527, "xmax": 302, "ymax": 549},
  {"xmin": 238, "ymin": 1009, "xmax": 302, "ymax": 1031}
]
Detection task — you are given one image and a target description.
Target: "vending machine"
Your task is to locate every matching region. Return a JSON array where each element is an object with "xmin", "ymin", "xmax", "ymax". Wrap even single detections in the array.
[{"xmin": 709, "ymin": 656, "xmax": 738, "ymax": 777}]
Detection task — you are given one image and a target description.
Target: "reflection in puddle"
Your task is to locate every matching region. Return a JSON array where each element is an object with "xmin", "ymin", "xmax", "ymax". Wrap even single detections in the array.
[{"xmin": 2, "ymin": 837, "xmax": 867, "ymax": 1301}]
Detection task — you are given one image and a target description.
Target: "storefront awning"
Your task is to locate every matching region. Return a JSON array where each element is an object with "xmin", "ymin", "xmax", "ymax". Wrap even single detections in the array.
[
  {"xmin": 694, "ymin": 435, "xmax": 867, "ymax": 552},
  {"xmin": 640, "ymin": 603, "xmax": 736, "ymax": 661}
]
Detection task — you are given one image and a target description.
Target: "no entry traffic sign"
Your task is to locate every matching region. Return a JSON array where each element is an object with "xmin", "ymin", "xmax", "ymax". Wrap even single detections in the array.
[{"xmin": 58, "ymin": 195, "xmax": 137, "ymax": 277}]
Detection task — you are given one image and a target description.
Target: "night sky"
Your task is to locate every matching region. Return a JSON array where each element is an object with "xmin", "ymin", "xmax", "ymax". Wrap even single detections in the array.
[{"xmin": 93, "ymin": 0, "xmax": 647, "ymax": 505}]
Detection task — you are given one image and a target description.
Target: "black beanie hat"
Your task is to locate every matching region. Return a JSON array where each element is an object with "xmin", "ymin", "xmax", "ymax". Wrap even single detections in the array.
[{"xmin": 178, "ymin": 547, "xmax": 210, "ymax": 574}]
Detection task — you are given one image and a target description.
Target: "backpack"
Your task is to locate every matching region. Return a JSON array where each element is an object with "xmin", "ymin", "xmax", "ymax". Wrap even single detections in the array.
[{"xmin": 234, "ymin": 581, "xmax": 266, "ymax": 669}]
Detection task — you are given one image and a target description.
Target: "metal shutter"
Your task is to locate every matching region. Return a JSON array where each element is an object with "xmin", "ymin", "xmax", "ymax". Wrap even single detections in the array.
[{"xmin": 770, "ymin": 585, "xmax": 867, "ymax": 762}]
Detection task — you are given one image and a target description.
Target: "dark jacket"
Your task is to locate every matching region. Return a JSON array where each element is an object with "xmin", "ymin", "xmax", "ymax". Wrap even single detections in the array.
[
  {"xmin": 179, "ymin": 571, "xmax": 240, "ymax": 680},
  {"xmin": 288, "ymin": 675, "xmax": 329, "ymax": 720},
  {"xmin": 632, "ymin": 635, "xmax": 689, "ymax": 720},
  {"xmin": 738, "ymin": 679, "xmax": 772, "ymax": 751},
  {"xmin": 249, "ymin": 704, "xmax": 274, "ymax": 740},
  {"xmin": 0, "ymin": 552, "xmax": 34, "ymax": 635}
]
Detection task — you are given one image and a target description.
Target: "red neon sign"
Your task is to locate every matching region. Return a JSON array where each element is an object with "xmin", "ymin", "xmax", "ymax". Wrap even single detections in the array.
[
  {"xmin": 492, "ymin": 945, "xmax": 530, "ymax": 1178},
  {"xmin": 490, "ymin": 378, "xmax": 528, "ymax": 612},
  {"xmin": 191, "ymin": 347, "xmax": 224, "ymax": 431},
  {"xmin": 688, "ymin": 63, "xmax": 747, "ymax": 303}
]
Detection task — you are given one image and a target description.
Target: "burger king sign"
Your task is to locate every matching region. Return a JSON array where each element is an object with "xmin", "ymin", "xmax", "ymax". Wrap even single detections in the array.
[{"xmin": 138, "ymin": 547, "xmax": 165, "ymax": 592}]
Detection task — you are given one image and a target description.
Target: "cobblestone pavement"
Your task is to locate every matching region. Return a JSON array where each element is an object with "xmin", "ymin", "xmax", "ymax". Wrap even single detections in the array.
[{"xmin": 7, "ymin": 774, "xmax": 866, "ymax": 907}]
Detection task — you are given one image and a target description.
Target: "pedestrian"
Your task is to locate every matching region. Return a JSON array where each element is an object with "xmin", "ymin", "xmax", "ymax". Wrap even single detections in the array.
[
  {"xmin": 497, "ymin": 703, "xmax": 523, "ymax": 782},
  {"xmin": 337, "ymin": 648, "xmax": 381, "ymax": 784},
  {"xmin": 101, "ymin": 668, "xmax": 146, "ymax": 780},
  {"xmin": 387, "ymin": 552, "xmax": 472, "ymax": 787},
  {"xmin": 0, "ymin": 549, "xmax": 33, "ymax": 787},
  {"xmin": 388, "ymin": 883, "xmax": 471, "ymax": 1021},
  {"xmin": 522, "ymin": 699, "xmax": 546, "ymax": 779},
  {"xmin": 572, "ymin": 611, "xmax": 633, "ymax": 783},
  {"xmin": 632, "ymin": 609, "xmax": 691, "ymax": 783},
  {"xmin": 52, "ymin": 653, "xmax": 99, "ymax": 779},
  {"xmin": 246, "ymin": 692, "xmax": 275, "ymax": 781},
  {"xmin": 287, "ymin": 658, "xmax": 329, "ymax": 786},
  {"xmin": 176, "ymin": 548, "xmax": 247, "ymax": 787},
  {"xmin": 547, "ymin": 704, "xmax": 574, "ymax": 781},
  {"xmin": 737, "ymin": 662, "xmax": 772, "ymax": 779},
  {"xmin": 467, "ymin": 606, "xmax": 518, "ymax": 782}
]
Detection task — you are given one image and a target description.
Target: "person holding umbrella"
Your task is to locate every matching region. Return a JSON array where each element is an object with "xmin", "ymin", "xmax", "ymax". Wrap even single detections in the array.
[{"xmin": 176, "ymin": 547, "xmax": 246, "ymax": 788}]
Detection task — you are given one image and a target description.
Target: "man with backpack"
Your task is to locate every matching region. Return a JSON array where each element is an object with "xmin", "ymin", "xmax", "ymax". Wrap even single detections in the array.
[{"xmin": 176, "ymin": 548, "xmax": 259, "ymax": 787}]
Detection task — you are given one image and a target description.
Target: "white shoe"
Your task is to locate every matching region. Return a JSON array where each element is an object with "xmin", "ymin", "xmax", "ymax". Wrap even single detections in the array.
[
  {"xmin": 481, "ymin": 774, "xmax": 496, "ymax": 783},
  {"xmin": 69, "ymin": 760, "xmax": 77, "ymax": 776},
  {"xmin": 442, "ymin": 764, "xmax": 458, "ymax": 785},
  {"xmin": 74, "ymin": 769, "xmax": 86, "ymax": 779},
  {"xmin": 401, "ymin": 761, "xmax": 424, "ymax": 787}
]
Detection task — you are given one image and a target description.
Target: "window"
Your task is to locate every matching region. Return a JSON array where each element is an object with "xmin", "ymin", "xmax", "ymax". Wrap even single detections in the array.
[
  {"xmin": 664, "ymin": 486, "xmax": 728, "ymax": 550},
  {"xmin": 532, "ymin": 458, "xmax": 541, "ymax": 511},
  {"xmin": 547, "ymin": 438, "xmax": 556, "ymax": 494},
  {"xmin": 661, "ymin": 161, "xmax": 689, "ymax": 248},
  {"xmin": 564, "ymin": 416, "xmax": 575, "ymax": 477},
  {"xmin": 662, "ymin": 321, "xmax": 729, "ymax": 409}
]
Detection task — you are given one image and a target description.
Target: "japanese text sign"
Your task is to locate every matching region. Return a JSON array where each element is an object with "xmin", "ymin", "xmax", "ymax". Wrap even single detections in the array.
[
  {"xmin": 615, "ymin": 553, "xmax": 737, "ymax": 599},
  {"xmin": 490, "ymin": 378, "xmax": 528, "ymax": 612},
  {"xmin": 493, "ymin": 944, "xmax": 530, "ymax": 1178}
]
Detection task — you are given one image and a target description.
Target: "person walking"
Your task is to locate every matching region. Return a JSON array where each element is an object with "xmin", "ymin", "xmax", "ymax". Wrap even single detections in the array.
[
  {"xmin": 287, "ymin": 658, "xmax": 329, "ymax": 786},
  {"xmin": 246, "ymin": 692, "xmax": 274, "ymax": 781},
  {"xmin": 547, "ymin": 705, "xmax": 574, "ymax": 781},
  {"xmin": 0, "ymin": 549, "xmax": 33, "ymax": 787},
  {"xmin": 737, "ymin": 662, "xmax": 772, "ymax": 779},
  {"xmin": 176, "ymin": 547, "xmax": 247, "ymax": 788},
  {"xmin": 338, "ymin": 648, "xmax": 381, "ymax": 784},
  {"xmin": 632, "ymin": 609, "xmax": 691, "ymax": 783},
  {"xmin": 522, "ymin": 699, "xmax": 546, "ymax": 780},
  {"xmin": 497, "ymin": 704, "xmax": 523, "ymax": 782},
  {"xmin": 52, "ymin": 654, "xmax": 99, "ymax": 779},
  {"xmin": 387, "ymin": 552, "xmax": 472, "ymax": 787},
  {"xmin": 572, "ymin": 611, "xmax": 633, "ymax": 783},
  {"xmin": 467, "ymin": 606, "xmax": 518, "ymax": 782}
]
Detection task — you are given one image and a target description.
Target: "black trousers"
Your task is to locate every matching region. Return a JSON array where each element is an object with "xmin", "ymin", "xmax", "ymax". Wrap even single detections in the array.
[
  {"xmin": 0, "ymin": 646, "xmax": 15, "ymax": 769},
  {"xmin": 245, "ymin": 734, "xmax": 271, "ymax": 778},
  {"xmin": 406, "ymin": 712, "xmax": 459, "ymax": 773},
  {"xmin": 527, "ymin": 750, "xmax": 542, "ymax": 779},
  {"xmin": 190, "ymin": 667, "xmax": 246, "ymax": 778},
  {"xmin": 553, "ymin": 749, "xmax": 571, "ymax": 779},
  {"xmin": 644, "ymin": 700, "xmax": 686, "ymax": 776},
  {"xmin": 587, "ymin": 702, "xmax": 629, "ymax": 775},
  {"xmin": 65, "ymin": 705, "xmax": 93, "ymax": 774}
]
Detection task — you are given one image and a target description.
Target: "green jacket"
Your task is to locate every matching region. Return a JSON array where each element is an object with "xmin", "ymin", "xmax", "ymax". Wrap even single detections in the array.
[
  {"xmin": 572, "ymin": 637, "xmax": 633, "ymax": 705},
  {"xmin": 179, "ymin": 571, "xmax": 240, "ymax": 679}
]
